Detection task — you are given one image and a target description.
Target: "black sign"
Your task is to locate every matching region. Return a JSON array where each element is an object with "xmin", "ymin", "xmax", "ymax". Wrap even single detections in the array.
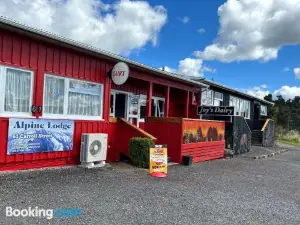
[{"xmin": 197, "ymin": 106, "xmax": 235, "ymax": 116}]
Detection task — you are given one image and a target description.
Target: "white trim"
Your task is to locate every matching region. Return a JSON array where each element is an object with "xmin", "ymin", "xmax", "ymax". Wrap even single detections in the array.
[
  {"xmin": 260, "ymin": 105, "xmax": 268, "ymax": 116},
  {"xmin": 43, "ymin": 74, "xmax": 104, "ymax": 120},
  {"xmin": 0, "ymin": 65, "xmax": 34, "ymax": 117},
  {"xmin": 41, "ymin": 114, "xmax": 105, "ymax": 121}
]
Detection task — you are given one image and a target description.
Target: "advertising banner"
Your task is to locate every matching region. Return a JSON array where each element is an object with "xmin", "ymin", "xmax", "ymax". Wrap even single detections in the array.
[
  {"xmin": 149, "ymin": 145, "xmax": 167, "ymax": 176},
  {"xmin": 7, "ymin": 118, "xmax": 74, "ymax": 155}
]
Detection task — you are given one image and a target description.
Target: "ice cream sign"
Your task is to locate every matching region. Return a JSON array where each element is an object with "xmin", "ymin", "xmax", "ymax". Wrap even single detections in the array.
[
  {"xmin": 149, "ymin": 145, "xmax": 168, "ymax": 177},
  {"xmin": 111, "ymin": 62, "xmax": 129, "ymax": 85}
]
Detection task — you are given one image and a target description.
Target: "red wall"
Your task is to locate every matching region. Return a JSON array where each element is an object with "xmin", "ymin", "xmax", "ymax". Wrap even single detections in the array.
[
  {"xmin": 144, "ymin": 120, "xmax": 182, "ymax": 163},
  {"xmin": 112, "ymin": 78, "xmax": 165, "ymax": 98},
  {"xmin": 182, "ymin": 141, "xmax": 225, "ymax": 163},
  {"xmin": 0, "ymin": 28, "xmax": 112, "ymax": 170},
  {"xmin": 0, "ymin": 27, "xmax": 201, "ymax": 171}
]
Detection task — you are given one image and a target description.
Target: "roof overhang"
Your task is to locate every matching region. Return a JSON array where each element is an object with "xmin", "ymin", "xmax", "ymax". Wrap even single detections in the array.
[{"xmin": 0, "ymin": 16, "xmax": 208, "ymax": 89}]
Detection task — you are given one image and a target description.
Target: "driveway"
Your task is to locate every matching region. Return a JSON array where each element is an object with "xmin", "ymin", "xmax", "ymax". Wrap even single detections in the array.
[{"xmin": 1, "ymin": 153, "xmax": 300, "ymax": 225}]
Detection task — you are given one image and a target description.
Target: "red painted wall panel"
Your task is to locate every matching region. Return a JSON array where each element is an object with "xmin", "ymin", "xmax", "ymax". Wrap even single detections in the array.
[
  {"xmin": 0, "ymin": 28, "xmax": 111, "ymax": 171},
  {"xmin": 181, "ymin": 141, "xmax": 225, "ymax": 163},
  {"xmin": 0, "ymin": 27, "xmax": 202, "ymax": 171},
  {"xmin": 144, "ymin": 121, "xmax": 182, "ymax": 163}
]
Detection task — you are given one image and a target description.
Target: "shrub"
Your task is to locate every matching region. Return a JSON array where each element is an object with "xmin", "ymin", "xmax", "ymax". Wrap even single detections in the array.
[{"xmin": 129, "ymin": 137, "xmax": 154, "ymax": 168}]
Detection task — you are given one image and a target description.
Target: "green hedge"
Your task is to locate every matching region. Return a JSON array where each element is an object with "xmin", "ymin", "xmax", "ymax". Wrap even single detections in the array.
[{"xmin": 129, "ymin": 137, "xmax": 154, "ymax": 168}]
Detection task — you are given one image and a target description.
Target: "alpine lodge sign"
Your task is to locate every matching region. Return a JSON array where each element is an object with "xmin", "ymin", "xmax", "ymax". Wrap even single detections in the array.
[{"xmin": 197, "ymin": 106, "xmax": 235, "ymax": 116}]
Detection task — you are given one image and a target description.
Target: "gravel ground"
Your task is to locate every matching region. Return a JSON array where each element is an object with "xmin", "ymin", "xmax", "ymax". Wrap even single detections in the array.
[{"xmin": 1, "ymin": 154, "xmax": 300, "ymax": 225}]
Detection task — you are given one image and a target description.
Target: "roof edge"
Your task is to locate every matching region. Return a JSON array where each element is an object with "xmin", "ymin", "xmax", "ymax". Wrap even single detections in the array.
[{"xmin": 0, "ymin": 16, "xmax": 208, "ymax": 89}]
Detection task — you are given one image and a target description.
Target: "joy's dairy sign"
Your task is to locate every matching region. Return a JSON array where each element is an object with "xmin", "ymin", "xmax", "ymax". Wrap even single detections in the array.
[
  {"xmin": 197, "ymin": 106, "xmax": 235, "ymax": 116},
  {"xmin": 111, "ymin": 62, "xmax": 129, "ymax": 85}
]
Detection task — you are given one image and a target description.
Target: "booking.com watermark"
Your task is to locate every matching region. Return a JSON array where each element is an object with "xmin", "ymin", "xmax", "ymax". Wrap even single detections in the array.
[{"xmin": 6, "ymin": 206, "xmax": 82, "ymax": 219}]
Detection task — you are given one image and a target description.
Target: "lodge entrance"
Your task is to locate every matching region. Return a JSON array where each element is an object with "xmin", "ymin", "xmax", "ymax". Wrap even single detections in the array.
[{"xmin": 110, "ymin": 90, "xmax": 141, "ymax": 127}]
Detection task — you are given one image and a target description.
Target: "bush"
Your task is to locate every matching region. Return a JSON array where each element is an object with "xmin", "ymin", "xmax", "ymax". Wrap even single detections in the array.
[{"xmin": 129, "ymin": 137, "xmax": 154, "ymax": 168}]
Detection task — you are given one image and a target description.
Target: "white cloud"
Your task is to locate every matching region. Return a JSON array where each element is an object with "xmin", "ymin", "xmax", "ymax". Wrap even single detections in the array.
[
  {"xmin": 178, "ymin": 16, "xmax": 190, "ymax": 24},
  {"xmin": 195, "ymin": 0, "xmax": 300, "ymax": 62},
  {"xmin": 197, "ymin": 28, "xmax": 206, "ymax": 34},
  {"xmin": 160, "ymin": 58, "xmax": 216, "ymax": 77},
  {"xmin": 159, "ymin": 66, "xmax": 176, "ymax": 73},
  {"xmin": 282, "ymin": 67, "xmax": 290, "ymax": 72},
  {"xmin": 294, "ymin": 68, "xmax": 300, "ymax": 79},
  {"xmin": 178, "ymin": 58, "xmax": 203, "ymax": 77},
  {"xmin": 274, "ymin": 86, "xmax": 300, "ymax": 100},
  {"xmin": 241, "ymin": 84, "xmax": 300, "ymax": 101},
  {"xmin": 240, "ymin": 84, "xmax": 270, "ymax": 99},
  {"xmin": 0, "ymin": 0, "xmax": 167, "ymax": 55}
]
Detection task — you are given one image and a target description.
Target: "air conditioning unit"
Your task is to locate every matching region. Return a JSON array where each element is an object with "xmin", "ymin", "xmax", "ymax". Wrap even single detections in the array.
[{"xmin": 80, "ymin": 133, "xmax": 108, "ymax": 168}]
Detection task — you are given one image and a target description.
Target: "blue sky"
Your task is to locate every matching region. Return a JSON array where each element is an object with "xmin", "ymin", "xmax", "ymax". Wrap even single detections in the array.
[
  {"xmin": 127, "ymin": 0, "xmax": 300, "ymax": 99},
  {"xmin": 0, "ymin": 0, "xmax": 300, "ymax": 100}
]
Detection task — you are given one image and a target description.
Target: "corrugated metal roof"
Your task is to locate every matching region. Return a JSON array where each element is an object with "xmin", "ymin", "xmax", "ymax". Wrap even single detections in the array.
[{"xmin": 0, "ymin": 16, "xmax": 208, "ymax": 89}]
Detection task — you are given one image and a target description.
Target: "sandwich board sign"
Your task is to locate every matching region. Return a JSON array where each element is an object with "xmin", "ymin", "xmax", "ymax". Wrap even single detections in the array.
[{"xmin": 149, "ymin": 145, "xmax": 167, "ymax": 177}]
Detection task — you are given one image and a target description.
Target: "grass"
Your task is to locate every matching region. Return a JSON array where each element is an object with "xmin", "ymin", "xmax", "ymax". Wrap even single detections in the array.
[
  {"xmin": 278, "ymin": 139, "xmax": 300, "ymax": 147},
  {"xmin": 276, "ymin": 129, "xmax": 300, "ymax": 147}
]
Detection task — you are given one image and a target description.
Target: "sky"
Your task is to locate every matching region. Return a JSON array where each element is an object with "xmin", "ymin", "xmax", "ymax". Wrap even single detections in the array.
[{"xmin": 0, "ymin": 0, "xmax": 300, "ymax": 100}]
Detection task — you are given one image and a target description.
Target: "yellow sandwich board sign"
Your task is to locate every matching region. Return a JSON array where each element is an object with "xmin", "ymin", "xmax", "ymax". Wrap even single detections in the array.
[{"xmin": 150, "ymin": 145, "xmax": 167, "ymax": 177}]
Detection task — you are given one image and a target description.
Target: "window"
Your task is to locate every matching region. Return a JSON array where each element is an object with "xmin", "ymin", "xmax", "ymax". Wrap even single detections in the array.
[
  {"xmin": 151, "ymin": 97, "xmax": 165, "ymax": 117},
  {"xmin": 260, "ymin": 105, "xmax": 267, "ymax": 116},
  {"xmin": 201, "ymin": 89, "xmax": 213, "ymax": 105},
  {"xmin": 139, "ymin": 95, "xmax": 147, "ymax": 120},
  {"xmin": 213, "ymin": 91, "xmax": 223, "ymax": 106},
  {"xmin": 201, "ymin": 88, "xmax": 223, "ymax": 106},
  {"xmin": 229, "ymin": 96, "xmax": 250, "ymax": 119},
  {"xmin": 0, "ymin": 66, "xmax": 33, "ymax": 116},
  {"xmin": 43, "ymin": 74, "xmax": 103, "ymax": 119}
]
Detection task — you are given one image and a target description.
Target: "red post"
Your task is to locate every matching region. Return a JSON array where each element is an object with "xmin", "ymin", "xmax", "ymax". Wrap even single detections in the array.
[
  {"xmin": 146, "ymin": 81, "xmax": 153, "ymax": 116},
  {"xmin": 103, "ymin": 64, "xmax": 111, "ymax": 121},
  {"xmin": 164, "ymin": 86, "xmax": 170, "ymax": 117},
  {"xmin": 185, "ymin": 91, "xmax": 189, "ymax": 118}
]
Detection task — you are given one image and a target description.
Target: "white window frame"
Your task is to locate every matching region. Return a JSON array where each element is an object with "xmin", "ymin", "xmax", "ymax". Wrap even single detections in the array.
[
  {"xmin": 260, "ymin": 105, "xmax": 267, "ymax": 116},
  {"xmin": 229, "ymin": 95, "xmax": 250, "ymax": 119},
  {"xmin": 152, "ymin": 96, "xmax": 165, "ymax": 117},
  {"xmin": 42, "ymin": 74, "xmax": 104, "ymax": 120},
  {"xmin": 0, "ymin": 65, "xmax": 34, "ymax": 118},
  {"xmin": 139, "ymin": 94, "xmax": 147, "ymax": 123},
  {"xmin": 138, "ymin": 95, "xmax": 165, "ymax": 122},
  {"xmin": 201, "ymin": 88, "xmax": 213, "ymax": 106}
]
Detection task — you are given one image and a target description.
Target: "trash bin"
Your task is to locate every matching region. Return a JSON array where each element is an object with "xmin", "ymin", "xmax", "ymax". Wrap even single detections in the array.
[{"xmin": 182, "ymin": 155, "xmax": 193, "ymax": 166}]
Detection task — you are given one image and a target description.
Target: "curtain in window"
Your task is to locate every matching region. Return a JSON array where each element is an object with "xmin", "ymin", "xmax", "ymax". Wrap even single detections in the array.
[
  {"xmin": 68, "ymin": 80, "xmax": 101, "ymax": 116},
  {"xmin": 44, "ymin": 76, "xmax": 65, "ymax": 114},
  {"xmin": 5, "ymin": 68, "xmax": 31, "ymax": 113}
]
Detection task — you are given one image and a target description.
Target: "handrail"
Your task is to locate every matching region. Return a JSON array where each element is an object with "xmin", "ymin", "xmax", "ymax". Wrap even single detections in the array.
[
  {"xmin": 261, "ymin": 119, "xmax": 273, "ymax": 131},
  {"xmin": 119, "ymin": 118, "xmax": 157, "ymax": 141}
]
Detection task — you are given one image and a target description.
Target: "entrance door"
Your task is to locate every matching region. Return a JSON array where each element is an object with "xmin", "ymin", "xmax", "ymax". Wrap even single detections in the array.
[
  {"xmin": 114, "ymin": 93, "xmax": 127, "ymax": 118},
  {"xmin": 127, "ymin": 94, "xmax": 140, "ymax": 127}
]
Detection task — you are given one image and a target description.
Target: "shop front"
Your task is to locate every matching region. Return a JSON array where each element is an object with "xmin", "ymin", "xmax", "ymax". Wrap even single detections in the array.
[{"xmin": 0, "ymin": 17, "xmax": 216, "ymax": 171}]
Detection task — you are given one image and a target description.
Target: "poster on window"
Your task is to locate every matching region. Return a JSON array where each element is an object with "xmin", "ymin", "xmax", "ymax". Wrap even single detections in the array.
[{"xmin": 7, "ymin": 118, "xmax": 74, "ymax": 155}]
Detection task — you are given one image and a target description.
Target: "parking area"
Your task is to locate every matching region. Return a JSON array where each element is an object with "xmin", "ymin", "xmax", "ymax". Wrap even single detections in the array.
[{"xmin": 1, "ymin": 148, "xmax": 300, "ymax": 225}]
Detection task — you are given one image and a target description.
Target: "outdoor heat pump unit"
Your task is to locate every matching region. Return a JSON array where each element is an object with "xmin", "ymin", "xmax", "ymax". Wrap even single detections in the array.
[{"xmin": 80, "ymin": 133, "xmax": 108, "ymax": 168}]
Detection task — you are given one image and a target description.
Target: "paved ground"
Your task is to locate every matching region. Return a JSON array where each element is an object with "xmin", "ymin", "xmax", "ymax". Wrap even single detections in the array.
[{"xmin": 1, "ymin": 147, "xmax": 300, "ymax": 225}]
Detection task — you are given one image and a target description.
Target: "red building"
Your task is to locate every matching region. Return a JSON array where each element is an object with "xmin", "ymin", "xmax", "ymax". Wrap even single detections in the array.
[{"xmin": 0, "ymin": 17, "xmax": 227, "ymax": 171}]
